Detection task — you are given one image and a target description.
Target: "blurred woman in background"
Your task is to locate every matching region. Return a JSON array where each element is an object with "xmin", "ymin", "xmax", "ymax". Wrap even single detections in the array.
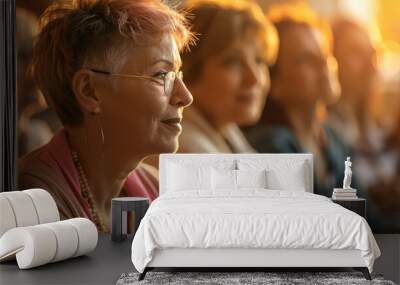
[
  {"xmin": 19, "ymin": 0, "xmax": 193, "ymax": 232},
  {"xmin": 178, "ymin": 0, "xmax": 278, "ymax": 153},
  {"xmin": 329, "ymin": 18, "xmax": 394, "ymax": 192},
  {"xmin": 327, "ymin": 18, "xmax": 399, "ymax": 231},
  {"xmin": 16, "ymin": 8, "xmax": 60, "ymax": 157},
  {"xmin": 245, "ymin": 3, "xmax": 348, "ymax": 198},
  {"xmin": 367, "ymin": 106, "xmax": 400, "ymax": 231}
]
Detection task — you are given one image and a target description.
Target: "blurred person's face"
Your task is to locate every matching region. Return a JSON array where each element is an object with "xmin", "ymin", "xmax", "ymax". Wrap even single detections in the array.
[
  {"xmin": 87, "ymin": 34, "xmax": 193, "ymax": 159},
  {"xmin": 271, "ymin": 24, "xmax": 332, "ymax": 108},
  {"xmin": 333, "ymin": 25, "xmax": 377, "ymax": 103},
  {"xmin": 189, "ymin": 29, "xmax": 270, "ymax": 127}
]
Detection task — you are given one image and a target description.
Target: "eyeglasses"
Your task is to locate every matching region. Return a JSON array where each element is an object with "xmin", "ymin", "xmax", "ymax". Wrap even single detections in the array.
[{"xmin": 87, "ymin": 68, "xmax": 183, "ymax": 95}]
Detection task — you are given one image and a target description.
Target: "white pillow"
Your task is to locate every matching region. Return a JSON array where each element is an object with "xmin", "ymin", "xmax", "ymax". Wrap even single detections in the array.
[
  {"xmin": 267, "ymin": 169, "xmax": 306, "ymax": 191},
  {"xmin": 236, "ymin": 169, "xmax": 267, "ymax": 189},
  {"xmin": 212, "ymin": 168, "xmax": 236, "ymax": 190},
  {"xmin": 238, "ymin": 159, "xmax": 308, "ymax": 191},
  {"xmin": 167, "ymin": 163, "xmax": 211, "ymax": 191}
]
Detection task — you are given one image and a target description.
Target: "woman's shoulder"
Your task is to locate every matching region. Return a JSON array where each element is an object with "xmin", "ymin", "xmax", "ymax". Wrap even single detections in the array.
[
  {"xmin": 179, "ymin": 106, "xmax": 231, "ymax": 153},
  {"xmin": 19, "ymin": 130, "xmax": 70, "ymax": 175},
  {"xmin": 18, "ymin": 134, "xmax": 85, "ymax": 219},
  {"xmin": 246, "ymin": 125, "xmax": 301, "ymax": 153},
  {"xmin": 19, "ymin": 142, "xmax": 57, "ymax": 183},
  {"xmin": 180, "ymin": 119, "xmax": 220, "ymax": 153},
  {"xmin": 18, "ymin": 158, "xmax": 84, "ymax": 220}
]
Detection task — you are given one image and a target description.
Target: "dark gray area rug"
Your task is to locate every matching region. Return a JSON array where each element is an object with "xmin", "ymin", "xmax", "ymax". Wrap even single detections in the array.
[{"xmin": 116, "ymin": 272, "xmax": 396, "ymax": 285}]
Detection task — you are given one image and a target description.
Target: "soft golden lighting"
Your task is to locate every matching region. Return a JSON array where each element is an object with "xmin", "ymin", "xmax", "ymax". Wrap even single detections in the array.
[
  {"xmin": 267, "ymin": 1, "xmax": 333, "ymax": 56},
  {"xmin": 185, "ymin": 0, "xmax": 279, "ymax": 65}
]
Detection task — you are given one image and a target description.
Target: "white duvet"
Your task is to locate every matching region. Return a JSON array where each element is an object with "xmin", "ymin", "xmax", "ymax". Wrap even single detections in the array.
[{"xmin": 131, "ymin": 190, "xmax": 380, "ymax": 273}]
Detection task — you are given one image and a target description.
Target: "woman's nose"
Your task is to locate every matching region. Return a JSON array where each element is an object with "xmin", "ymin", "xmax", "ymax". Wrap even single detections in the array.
[
  {"xmin": 366, "ymin": 50, "xmax": 378, "ymax": 74},
  {"xmin": 242, "ymin": 61, "xmax": 259, "ymax": 88},
  {"xmin": 170, "ymin": 78, "xmax": 193, "ymax": 108}
]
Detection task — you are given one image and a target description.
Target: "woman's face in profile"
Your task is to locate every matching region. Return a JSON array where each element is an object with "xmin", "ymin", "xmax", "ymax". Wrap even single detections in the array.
[
  {"xmin": 272, "ymin": 24, "xmax": 332, "ymax": 108},
  {"xmin": 192, "ymin": 29, "xmax": 270, "ymax": 127},
  {"xmin": 333, "ymin": 25, "xmax": 377, "ymax": 102},
  {"xmin": 93, "ymin": 34, "xmax": 193, "ymax": 159}
]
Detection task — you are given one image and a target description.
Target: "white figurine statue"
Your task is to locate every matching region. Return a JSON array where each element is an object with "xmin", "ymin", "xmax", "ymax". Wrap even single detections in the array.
[{"xmin": 343, "ymin": 157, "xmax": 353, "ymax": 190}]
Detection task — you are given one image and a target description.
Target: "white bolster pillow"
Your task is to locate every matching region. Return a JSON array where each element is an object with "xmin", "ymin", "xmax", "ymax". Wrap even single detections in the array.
[
  {"xmin": 24, "ymin": 189, "xmax": 60, "ymax": 224},
  {"xmin": 42, "ymin": 221, "xmax": 79, "ymax": 262},
  {"xmin": 0, "ymin": 196, "xmax": 17, "ymax": 237},
  {"xmin": 0, "ymin": 189, "xmax": 60, "ymax": 238},
  {"xmin": 0, "ymin": 225, "xmax": 57, "ymax": 268},
  {"xmin": 66, "ymin": 218, "xmax": 98, "ymax": 257},
  {"xmin": 0, "ymin": 218, "xmax": 98, "ymax": 269},
  {"xmin": 0, "ymin": 191, "xmax": 39, "ymax": 227}
]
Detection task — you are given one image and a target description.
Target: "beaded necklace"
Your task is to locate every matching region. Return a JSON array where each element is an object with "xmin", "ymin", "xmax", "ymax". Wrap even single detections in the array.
[{"xmin": 71, "ymin": 150, "xmax": 107, "ymax": 232}]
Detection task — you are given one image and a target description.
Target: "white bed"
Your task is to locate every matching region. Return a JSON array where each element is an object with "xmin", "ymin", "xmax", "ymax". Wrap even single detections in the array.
[{"xmin": 131, "ymin": 154, "xmax": 380, "ymax": 280}]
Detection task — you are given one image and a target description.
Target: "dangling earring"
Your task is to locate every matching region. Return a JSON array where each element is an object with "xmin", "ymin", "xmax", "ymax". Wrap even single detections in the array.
[
  {"xmin": 90, "ymin": 108, "xmax": 104, "ymax": 146},
  {"xmin": 96, "ymin": 114, "xmax": 106, "ymax": 166},
  {"xmin": 99, "ymin": 120, "xmax": 105, "ymax": 146},
  {"xmin": 88, "ymin": 108, "xmax": 105, "ymax": 163}
]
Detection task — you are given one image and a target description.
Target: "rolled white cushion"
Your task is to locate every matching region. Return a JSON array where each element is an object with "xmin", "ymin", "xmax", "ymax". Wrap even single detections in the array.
[
  {"xmin": 0, "ymin": 226, "xmax": 57, "ymax": 269},
  {"xmin": 0, "ymin": 196, "xmax": 17, "ymax": 237},
  {"xmin": 42, "ymin": 221, "xmax": 79, "ymax": 262},
  {"xmin": 0, "ymin": 218, "xmax": 98, "ymax": 269},
  {"xmin": 66, "ymin": 218, "xmax": 98, "ymax": 257},
  {"xmin": 24, "ymin": 189, "xmax": 60, "ymax": 224},
  {"xmin": 0, "ymin": 189, "xmax": 59, "ymax": 238},
  {"xmin": 0, "ymin": 191, "xmax": 39, "ymax": 227}
]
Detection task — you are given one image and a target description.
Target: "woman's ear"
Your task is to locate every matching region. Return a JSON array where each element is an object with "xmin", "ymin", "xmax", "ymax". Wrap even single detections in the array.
[{"xmin": 72, "ymin": 69, "xmax": 101, "ymax": 115}]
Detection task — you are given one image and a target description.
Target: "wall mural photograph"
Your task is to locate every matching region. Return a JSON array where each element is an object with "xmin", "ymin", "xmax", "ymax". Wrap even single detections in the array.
[
  {"xmin": 14, "ymin": 0, "xmax": 400, "ymax": 233},
  {"xmin": 1, "ymin": 0, "xmax": 399, "ymax": 284}
]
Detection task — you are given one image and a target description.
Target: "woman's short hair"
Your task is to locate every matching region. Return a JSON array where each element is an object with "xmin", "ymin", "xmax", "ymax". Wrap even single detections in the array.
[
  {"xmin": 32, "ymin": 0, "xmax": 193, "ymax": 126},
  {"xmin": 181, "ymin": 0, "xmax": 278, "ymax": 86}
]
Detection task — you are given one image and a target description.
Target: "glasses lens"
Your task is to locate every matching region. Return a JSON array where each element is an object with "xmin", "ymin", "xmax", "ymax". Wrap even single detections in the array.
[
  {"xmin": 164, "ymin": 71, "xmax": 175, "ymax": 95},
  {"xmin": 177, "ymin": 71, "xmax": 183, "ymax": 80}
]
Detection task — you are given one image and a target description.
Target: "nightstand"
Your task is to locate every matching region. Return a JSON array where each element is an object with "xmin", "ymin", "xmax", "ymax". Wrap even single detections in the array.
[
  {"xmin": 331, "ymin": 198, "xmax": 366, "ymax": 218},
  {"xmin": 111, "ymin": 197, "xmax": 149, "ymax": 242}
]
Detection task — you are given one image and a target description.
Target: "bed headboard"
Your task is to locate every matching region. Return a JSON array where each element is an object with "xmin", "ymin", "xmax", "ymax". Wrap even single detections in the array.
[{"xmin": 159, "ymin": 153, "xmax": 314, "ymax": 195}]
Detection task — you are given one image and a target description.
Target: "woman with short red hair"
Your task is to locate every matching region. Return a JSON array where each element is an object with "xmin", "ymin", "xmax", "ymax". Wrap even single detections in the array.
[
  {"xmin": 19, "ymin": 0, "xmax": 193, "ymax": 232},
  {"xmin": 178, "ymin": 0, "xmax": 278, "ymax": 153}
]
